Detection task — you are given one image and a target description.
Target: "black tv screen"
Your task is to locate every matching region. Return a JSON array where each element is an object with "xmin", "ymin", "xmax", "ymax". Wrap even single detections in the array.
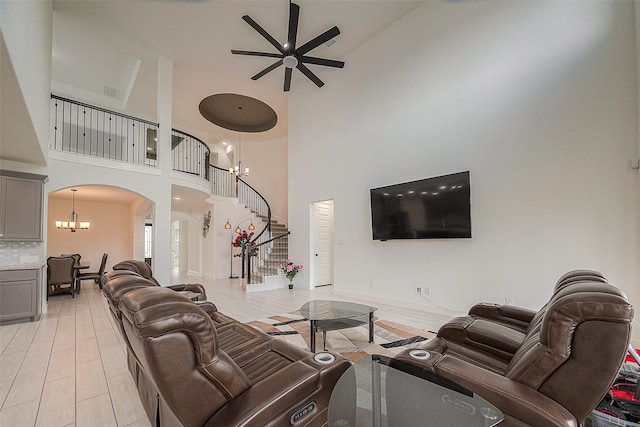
[{"xmin": 370, "ymin": 171, "xmax": 471, "ymax": 240}]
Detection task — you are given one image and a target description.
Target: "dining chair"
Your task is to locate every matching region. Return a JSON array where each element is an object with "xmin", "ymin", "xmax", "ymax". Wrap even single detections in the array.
[
  {"xmin": 47, "ymin": 256, "xmax": 76, "ymax": 299},
  {"xmin": 77, "ymin": 253, "xmax": 108, "ymax": 289}
]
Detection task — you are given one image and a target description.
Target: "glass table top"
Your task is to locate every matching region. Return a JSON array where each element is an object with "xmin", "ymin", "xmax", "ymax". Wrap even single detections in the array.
[
  {"xmin": 300, "ymin": 300, "xmax": 377, "ymax": 321},
  {"xmin": 328, "ymin": 354, "xmax": 503, "ymax": 427}
]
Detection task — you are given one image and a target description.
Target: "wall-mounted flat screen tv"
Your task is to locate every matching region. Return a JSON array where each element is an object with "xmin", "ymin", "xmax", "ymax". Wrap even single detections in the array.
[{"xmin": 370, "ymin": 171, "xmax": 471, "ymax": 240}]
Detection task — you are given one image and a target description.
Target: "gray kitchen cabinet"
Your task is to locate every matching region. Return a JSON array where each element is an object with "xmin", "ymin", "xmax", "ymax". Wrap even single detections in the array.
[
  {"xmin": 0, "ymin": 269, "xmax": 41, "ymax": 322},
  {"xmin": 0, "ymin": 171, "xmax": 46, "ymax": 241}
]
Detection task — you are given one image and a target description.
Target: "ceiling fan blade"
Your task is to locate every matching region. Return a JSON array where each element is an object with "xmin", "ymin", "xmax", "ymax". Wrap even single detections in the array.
[
  {"xmin": 232, "ymin": 50, "xmax": 283, "ymax": 59},
  {"xmin": 296, "ymin": 26, "xmax": 340, "ymax": 56},
  {"xmin": 297, "ymin": 62, "xmax": 324, "ymax": 88},
  {"xmin": 284, "ymin": 67, "xmax": 293, "ymax": 92},
  {"xmin": 287, "ymin": 2, "xmax": 300, "ymax": 51},
  {"xmin": 300, "ymin": 56, "xmax": 345, "ymax": 68},
  {"xmin": 242, "ymin": 15, "xmax": 285, "ymax": 54},
  {"xmin": 251, "ymin": 59, "xmax": 284, "ymax": 80}
]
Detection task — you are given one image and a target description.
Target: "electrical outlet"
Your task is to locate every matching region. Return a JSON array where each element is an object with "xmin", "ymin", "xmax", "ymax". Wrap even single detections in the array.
[
  {"xmin": 414, "ymin": 287, "xmax": 422, "ymax": 294},
  {"xmin": 424, "ymin": 287, "xmax": 431, "ymax": 296},
  {"xmin": 370, "ymin": 281, "xmax": 376, "ymax": 289},
  {"xmin": 505, "ymin": 297, "xmax": 514, "ymax": 305}
]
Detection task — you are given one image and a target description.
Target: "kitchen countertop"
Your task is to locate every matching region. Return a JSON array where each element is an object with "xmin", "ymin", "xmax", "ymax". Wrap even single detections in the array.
[{"xmin": 0, "ymin": 263, "xmax": 45, "ymax": 271}]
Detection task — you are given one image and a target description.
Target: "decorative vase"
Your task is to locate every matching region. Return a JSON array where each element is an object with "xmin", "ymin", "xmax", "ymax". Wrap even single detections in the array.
[{"xmin": 288, "ymin": 280, "xmax": 294, "ymax": 290}]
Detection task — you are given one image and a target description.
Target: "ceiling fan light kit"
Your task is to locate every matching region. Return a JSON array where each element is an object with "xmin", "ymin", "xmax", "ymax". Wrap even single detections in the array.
[{"xmin": 231, "ymin": 2, "xmax": 345, "ymax": 92}]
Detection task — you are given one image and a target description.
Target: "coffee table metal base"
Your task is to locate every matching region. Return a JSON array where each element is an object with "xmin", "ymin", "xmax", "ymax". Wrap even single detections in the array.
[{"xmin": 310, "ymin": 312, "xmax": 375, "ymax": 353}]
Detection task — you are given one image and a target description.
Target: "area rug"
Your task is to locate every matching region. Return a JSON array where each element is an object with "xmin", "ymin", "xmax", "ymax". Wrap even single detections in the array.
[{"xmin": 247, "ymin": 311, "xmax": 436, "ymax": 363}]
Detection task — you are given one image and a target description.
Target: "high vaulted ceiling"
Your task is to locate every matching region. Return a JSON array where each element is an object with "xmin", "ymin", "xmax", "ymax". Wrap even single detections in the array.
[{"xmin": 51, "ymin": 0, "xmax": 423, "ymax": 146}]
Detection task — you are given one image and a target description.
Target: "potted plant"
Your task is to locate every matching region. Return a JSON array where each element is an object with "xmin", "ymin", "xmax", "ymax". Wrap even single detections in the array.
[{"xmin": 279, "ymin": 259, "xmax": 303, "ymax": 289}]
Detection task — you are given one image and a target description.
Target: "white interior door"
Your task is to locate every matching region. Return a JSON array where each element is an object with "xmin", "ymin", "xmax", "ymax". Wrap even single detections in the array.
[{"xmin": 313, "ymin": 200, "xmax": 334, "ymax": 287}]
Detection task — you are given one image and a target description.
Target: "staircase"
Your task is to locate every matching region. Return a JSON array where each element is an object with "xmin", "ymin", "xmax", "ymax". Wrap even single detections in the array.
[
  {"xmin": 209, "ymin": 171, "xmax": 290, "ymax": 286},
  {"xmin": 248, "ymin": 215, "xmax": 289, "ymax": 284}
]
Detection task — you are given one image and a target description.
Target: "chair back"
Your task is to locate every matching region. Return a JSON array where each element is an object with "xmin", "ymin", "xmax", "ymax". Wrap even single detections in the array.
[
  {"xmin": 47, "ymin": 256, "xmax": 75, "ymax": 286},
  {"xmin": 505, "ymin": 281, "xmax": 633, "ymax": 423},
  {"xmin": 97, "ymin": 253, "xmax": 108, "ymax": 275}
]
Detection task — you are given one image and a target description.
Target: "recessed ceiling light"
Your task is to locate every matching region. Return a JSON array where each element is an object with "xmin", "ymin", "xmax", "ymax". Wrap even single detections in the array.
[
  {"xmin": 174, "ymin": 197, "xmax": 181, "ymax": 200},
  {"xmin": 222, "ymin": 141, "xmax": 228, "ymax": 146}
]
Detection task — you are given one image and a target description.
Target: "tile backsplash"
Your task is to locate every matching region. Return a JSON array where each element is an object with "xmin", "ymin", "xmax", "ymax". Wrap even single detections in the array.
[{"xmin": 0, "ymin": 241, "xmax": 45, "ymax": 266}]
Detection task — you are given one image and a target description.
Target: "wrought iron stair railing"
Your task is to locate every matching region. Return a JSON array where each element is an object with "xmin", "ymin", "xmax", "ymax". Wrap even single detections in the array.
[
  {"xmin": 208, "ymin": 167, "xmax": 290, "ymax": 284},
  {"xmin": 247, "ymin": 232, "xmax": 290, "ymax": 285}
]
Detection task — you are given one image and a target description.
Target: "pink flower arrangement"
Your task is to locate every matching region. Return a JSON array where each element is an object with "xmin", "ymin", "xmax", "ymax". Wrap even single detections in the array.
[{"xmin": 279, "ymin": 259, "xmax": 302, "ymax": 282}]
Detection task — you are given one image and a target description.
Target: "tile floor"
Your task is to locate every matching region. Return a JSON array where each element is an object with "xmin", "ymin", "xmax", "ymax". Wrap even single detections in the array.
[{"xmin": 0, "ymin": 274, "xmax": 455, "ymax": 426}]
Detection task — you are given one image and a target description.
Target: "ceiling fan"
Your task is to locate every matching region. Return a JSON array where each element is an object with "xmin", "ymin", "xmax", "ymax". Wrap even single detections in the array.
[{"xmin": 231, "ymin": 2, "xmax": 345, "ymax": 92}]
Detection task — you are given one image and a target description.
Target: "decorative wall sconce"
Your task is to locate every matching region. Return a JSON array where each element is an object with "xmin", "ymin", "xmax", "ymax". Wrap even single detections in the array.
[{"xmin": 203, "ymin": 210, "xmax": 211, "ymax": 237}]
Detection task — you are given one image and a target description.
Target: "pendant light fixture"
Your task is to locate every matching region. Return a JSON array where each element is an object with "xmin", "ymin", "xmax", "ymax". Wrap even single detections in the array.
[
  {"xmin": 56, "ymin": 188, "xmax": 90, "ymax": 232},
  {"xmin": 229, "ymin": 106, "xmax": 249, "ymax": 177}
]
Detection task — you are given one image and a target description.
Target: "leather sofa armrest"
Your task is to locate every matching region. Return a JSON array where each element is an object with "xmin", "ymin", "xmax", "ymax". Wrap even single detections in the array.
[
  {"xmin": 203, "ymin": 361, "xmax": 321, "ymax": 427},
  {"xmin": 393, "ymin": 350, "xmax": 443, "ymax": 370},
  {"xmin": 195, "ymin": 300, "xmax": 220, "ymax": 314},
  {"xmin": 434, "ymin": 355, "xmax": 578, "ymax": 427},
  {"xmin": 166, "ymin": 283, "xmax": 207, "ymax": 300},
  {"xmin": 194, "ymin": 301, "xmax": 238, "ymax": 327},
  {"xmin": 468, "ymin": 303, "xmax": 535, "ymax": 332}
]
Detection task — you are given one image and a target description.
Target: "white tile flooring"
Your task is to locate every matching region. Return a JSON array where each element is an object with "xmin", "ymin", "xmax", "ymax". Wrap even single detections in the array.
[{"xmin": 0, "ymin": 274, "xmax": 454, "ymax": 426}]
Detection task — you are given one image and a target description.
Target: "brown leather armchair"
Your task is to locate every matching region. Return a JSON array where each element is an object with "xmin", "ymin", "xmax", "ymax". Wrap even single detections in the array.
[
  {"xmin": 463, "ymin": 269, "xmax": 607, "ymax": 333},
  {"xmin": 118, "ymin": 286, "xmax": 351, "ymax": 427},
  {"xmin": 434, "ymin": 269, "xmax": 610, "ymax": 372},
  {"xmin": 395, "ymin": 279, "xmax": 633, "ymax": 427}
]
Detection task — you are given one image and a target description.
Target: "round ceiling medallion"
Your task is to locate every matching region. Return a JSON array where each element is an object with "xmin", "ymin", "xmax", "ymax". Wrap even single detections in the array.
[{"xmin": 198, "ymin": 93, "xmax": 277, "ymax": 133}]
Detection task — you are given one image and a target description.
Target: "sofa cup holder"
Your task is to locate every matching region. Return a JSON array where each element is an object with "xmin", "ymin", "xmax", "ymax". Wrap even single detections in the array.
[
  {"xmin": 408, "ymin": 349, "xmax": 431, "ymax": 360},
  {"xmin": 314, "ymin": 352, "xmax": 336, "ymax": 364}
]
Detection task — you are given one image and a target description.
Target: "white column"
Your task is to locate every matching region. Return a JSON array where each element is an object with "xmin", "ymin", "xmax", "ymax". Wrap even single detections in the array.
[{"xmin": 152, "ymin": 56, "xmax": 173, "ymax": 284}]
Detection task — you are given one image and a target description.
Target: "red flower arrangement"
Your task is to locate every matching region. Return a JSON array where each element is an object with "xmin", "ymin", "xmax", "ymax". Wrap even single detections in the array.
[{"xmin": 232, "ymin": 230, "xmax": 258, "ymax": 257}]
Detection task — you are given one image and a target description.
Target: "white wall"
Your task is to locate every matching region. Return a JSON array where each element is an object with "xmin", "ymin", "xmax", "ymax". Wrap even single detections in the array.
[
  {"xmin": 241, "ymin": 137, "xmax": 288, "ymax": 224},
  {"xmin": 0, "ymin": 0, "xmax": 52, "ymax": 163},
  {"xmin": 288, "ymin": 0, "xmax": 639, "ymax": 341}
]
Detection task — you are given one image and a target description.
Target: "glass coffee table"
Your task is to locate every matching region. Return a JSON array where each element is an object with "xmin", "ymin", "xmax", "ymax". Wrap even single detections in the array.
[
  {"xmin": 328, "ymin": 354, "xmax": 504, "ymax": 427},
  {"xmin": 300, "ymin": 300, "xmax": 378, "ymax": 353}
]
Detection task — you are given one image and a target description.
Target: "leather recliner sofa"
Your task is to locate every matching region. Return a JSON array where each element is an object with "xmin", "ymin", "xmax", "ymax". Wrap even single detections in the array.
[
  {"xmin": 103, "ymin": 270, "xmax": 351, "ymax": 426},
  {"xmin": 109, "ymin": 259, "xmax": 208, "ymax": 300},
  {"xmin": 117, "ymin": 286, "xmax": 351, "ymax": 427},
  {"xmin": 432, "ymin": 269, "xmax": 609, "ymax": 373},
  {"xmin": 394, "ymin": 275, "xmax": 633, "ymax": 427}
]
